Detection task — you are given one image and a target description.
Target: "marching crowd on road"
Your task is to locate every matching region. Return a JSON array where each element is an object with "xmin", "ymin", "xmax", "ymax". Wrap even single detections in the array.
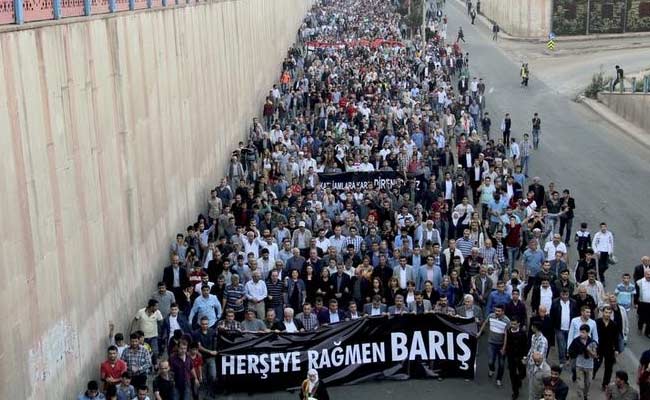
[{"xmin": 79, "ymin": 0, "xmax": 649, "ymax": 400}]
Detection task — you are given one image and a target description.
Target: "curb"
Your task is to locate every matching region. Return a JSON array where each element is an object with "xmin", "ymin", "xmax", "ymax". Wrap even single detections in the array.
[{"xmin": 578, "ymin": 95, "xmax": 650, "ymax": 150}]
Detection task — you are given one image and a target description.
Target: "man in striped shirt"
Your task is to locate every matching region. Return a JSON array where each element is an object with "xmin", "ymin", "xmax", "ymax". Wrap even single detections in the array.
[
  {"xmin": 266, "ymin": 270, "xmax": 285, "ymax": 319},
  {"xmin": 479, "ymin": 304, "xmax": 510, "ymax": 387},
  {"xmin": 456, "ymin": 229, "xmax": 474, "ymax": 258},
  {"xmin": 224, "ymin": 274, "xmax": 246, "ymax": 321}
]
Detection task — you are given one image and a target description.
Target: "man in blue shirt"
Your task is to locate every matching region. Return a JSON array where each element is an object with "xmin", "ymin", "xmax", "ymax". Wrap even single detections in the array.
[
  {"xmin": 486, "ymin": 281, "xmax": 511, "ymax": 316},
  {"xmin": 487, "ymin": 193, "xmax": 508, "ymax": 234},
  {"xmin": 393, "ymin": 227, "xmax": 413, "ymax": 251},
  {"xmin": 523, "ymin": 239, "xmax": 545, "ymax": 300},
  {"xmin": 188, "ymin": 285, "xmax": 222, "ymax": 328}
]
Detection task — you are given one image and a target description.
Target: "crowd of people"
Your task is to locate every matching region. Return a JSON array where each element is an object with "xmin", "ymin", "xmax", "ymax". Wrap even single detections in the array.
[{"xmin": 79, "ymin": 0, "xmax": 650, "ymax": 400}]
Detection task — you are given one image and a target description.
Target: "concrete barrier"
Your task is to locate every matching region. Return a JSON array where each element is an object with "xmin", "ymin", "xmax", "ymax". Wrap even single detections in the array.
[
  {"xmin": 597, "ymin": 92, "xmax": 650, "ymax": 133},
  {"xmin": 0, "ymin": 0, "xmax": 311, "ymax": 398},
  {"xmin": 477, "ymin": 0, "xmax": 551, "ymax": 38}
]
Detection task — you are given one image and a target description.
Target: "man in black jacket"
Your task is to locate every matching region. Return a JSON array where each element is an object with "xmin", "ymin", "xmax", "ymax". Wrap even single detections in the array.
[
  {"xmin": 633, "ymin": 256, "xmax": 650, "ymax": 282},
  {"xmin": 542, "ymin": 365, "xmax": 569, "ymax": 400},
  {"xmin": 505, "ymin": 317, "xmax": 527, "ymax": 399},
  {"xmin": 550, "ymin": 290, "xmax": 579, "ymax": 368},
  {"xmin": 594, "ymin": 306, "xmax": 621, "ymax": 390},
  {"xmin": 163, "ymin": 254, "xmax": 189, "ymax": 299},
  {"xmin": 558, "ymin": 189, "xmax": 575, "ymax": 244}
]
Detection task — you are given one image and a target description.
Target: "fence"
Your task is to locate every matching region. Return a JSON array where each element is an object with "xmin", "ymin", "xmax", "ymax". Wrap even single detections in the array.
[
  {"xmin": 0, "ymin": 0, "xmax": 200, "ymax": 25},
  {"xmin": 552, "ymin": 0, "xmax": 650, "ymax": 35},
  {"xmin": 604, "ymin": 75, "xmax": 650, "ymax": 93}
]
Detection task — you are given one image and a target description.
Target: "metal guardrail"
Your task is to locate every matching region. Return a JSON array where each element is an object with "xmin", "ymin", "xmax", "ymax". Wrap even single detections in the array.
[
  {"xmin": 605, "ymin": 75, "xmax": 650, "ymax": 94},
  {"xmin": 0, "ymin": 0, "xmax": 199, "ymax": 26}
]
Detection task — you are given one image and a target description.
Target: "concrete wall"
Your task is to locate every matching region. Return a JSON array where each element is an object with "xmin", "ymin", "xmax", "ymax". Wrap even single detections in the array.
[
  {"xmin": 598, "ymin": 92, "xmax": 650, "ymax": 133},
  {"xmin": 478, "ymin": 0, "xmax": 552, "ymax": 38},
  {"xmin": 0, "ymin": 0, "xmax": 310, "ymax": 398}
]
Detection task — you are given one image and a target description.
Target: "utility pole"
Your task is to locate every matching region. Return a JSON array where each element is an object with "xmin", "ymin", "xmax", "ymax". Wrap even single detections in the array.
[{"xmin": 586, "ymin": 0, "xmax": 591, "ymax": 35}]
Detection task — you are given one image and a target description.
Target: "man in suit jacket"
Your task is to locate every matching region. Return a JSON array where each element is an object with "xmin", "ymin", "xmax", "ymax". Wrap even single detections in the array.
[
  {"xmin": 163, "ymin": 255, "xmax": 190, "ymax": 298},
  {"xmin": 317, "ymin": 299, "xmax": 346, "ymax": 325},
  {"xmin": 409, "ymin": 293, "xmax": 433, "ymax": 314},
  {"xmin": 416, "ymin": 257, "xmax": 443, "ymax": 291},
  {"xmin": 531, "ymin": 277, "xmax": 558, "ymax": 315},
  {"xmin": 460, "ymin": 148, "xmax": 474, "ymax": 171},
  {"xmin": 363, "ymin": 296, "xmax": 388, "ymax": 316},
  {"xmin": 633, "ymin": 256, "xmax": 650, "ymax": 282},
  {"xmin": 160, "ymin": 303, "xmax": 191, "ymax": 345},
  {"xmin": 456, "ymin": 294, "xmax": 484, "ymax": 327},
  {"xmin": 550, "ymin": 289, "xmax": 579, "ymax": 366},
  {"xmin": 393, "ymin": 257, "xmax": 417, "ymax": 290},
  {"xmin": 388, "ymin": 294, "xmax": 410, "ymax": 315},
  {"xmin": 468, "ymin": 159, "xmax": 484, "ymax": 204},
  {"xmin": 275, "ymin": 307, "xmax": 305, "ymax": 332},
  {"xmin": 331, "ymin": 265, "xmax": 352, "ymax": 307},
  {"xmin": 471, "ymin": 266, "xmax": 494, "ymax": 308}
]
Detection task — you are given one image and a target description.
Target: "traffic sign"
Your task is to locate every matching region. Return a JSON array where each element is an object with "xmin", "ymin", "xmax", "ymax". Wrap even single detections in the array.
[
  {"xmin": 548, "ymin": 32, "xmax": 556, "ymax": 40},
  {"xmin": 547, "ymin": 40, "xmax": 555, "ymax": 50}
]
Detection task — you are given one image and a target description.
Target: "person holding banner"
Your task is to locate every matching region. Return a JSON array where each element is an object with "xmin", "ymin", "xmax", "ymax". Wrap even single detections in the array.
[{"xmin": 300, "ymin": 369, "xmax": 330, "ymax": 400}]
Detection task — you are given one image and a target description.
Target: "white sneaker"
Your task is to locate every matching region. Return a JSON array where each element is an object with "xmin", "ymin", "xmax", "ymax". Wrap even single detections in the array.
[
  {"xmin": 496, "ymin": 380, "xmax": 502, "ymax": 387},
  {"xmin": 488, "ymin": 371, "xmax": 494, "ymax": 377}
]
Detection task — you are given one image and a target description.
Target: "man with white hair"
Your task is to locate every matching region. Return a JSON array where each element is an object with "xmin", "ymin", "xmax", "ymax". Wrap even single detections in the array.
[
  {"xmin": 456, "ymin": 294, "xmax": 483, "ymax": 328},
  {"xmin": 528, "ymin": 351, "xmax": 551, "ymax": 400},
  {"xmin": 276, "ymin": 307, "xmax": 304, "ymax": 333},
  {"xmin": 415, "ymin": 220, "xmax": 442, "ymax": 247}
]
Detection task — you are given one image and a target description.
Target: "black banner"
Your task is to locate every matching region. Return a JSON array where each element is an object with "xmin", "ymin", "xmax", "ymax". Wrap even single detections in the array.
[
  {"xmin": 318, "ymin": 171, "xmax": 427, "ymax": 191},
  {"xmin": 217, "ymin": 314, "xmax": 477, "ymax": 392}
]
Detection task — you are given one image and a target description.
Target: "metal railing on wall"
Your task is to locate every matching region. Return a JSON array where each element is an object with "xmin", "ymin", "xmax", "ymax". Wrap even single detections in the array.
[
  {"xmin": 0, "ymin": 0, "xmax": 198, "ymax": 25},
  {"xmin": 605, "ymin": 75, "xmax": 650, "ymax": 94}
]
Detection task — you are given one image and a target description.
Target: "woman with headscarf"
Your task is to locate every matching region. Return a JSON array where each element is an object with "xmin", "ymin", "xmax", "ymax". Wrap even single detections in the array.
[{"xmin": 300, "ymin": 369, "xmax": 330, "ymax": 400}]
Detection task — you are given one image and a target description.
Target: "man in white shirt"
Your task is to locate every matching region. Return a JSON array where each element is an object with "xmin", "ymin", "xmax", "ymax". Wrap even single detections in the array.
[
  {"xmin": 544, "ymin": 234, "xmax": 567, "ymax": 261},
  {"xmin": 509, "ymin": 138, "xmax": 520, "ymax": 164},
  {"xmin": 245, "ymin": 271, "xmax": 268, "ymax": 319},
  {"xmin": 314, "ymin": 229, "xmax": 331, "ymax": 253},
  {"xmin": 242, "ymin": 231, "xmax": 261, "ymax": 259},
  {"xmin": 592, "ymin": 222, "xmax": 614, "ymax": 285},
  {"xmin": 635, "ymin": 269, "xmax": 650, "ymax": 337}
]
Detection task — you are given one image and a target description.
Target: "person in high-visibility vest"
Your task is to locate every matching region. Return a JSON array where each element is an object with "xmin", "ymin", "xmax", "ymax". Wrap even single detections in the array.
[{"xmin": 520, "ymin": 63, "xmax": 529, "ymax": 87}]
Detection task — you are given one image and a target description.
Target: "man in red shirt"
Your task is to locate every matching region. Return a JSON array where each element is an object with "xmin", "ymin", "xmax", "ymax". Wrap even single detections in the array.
[{"xmin": 100, "ymin": 345, "xmax": 127, "ymax": 391}]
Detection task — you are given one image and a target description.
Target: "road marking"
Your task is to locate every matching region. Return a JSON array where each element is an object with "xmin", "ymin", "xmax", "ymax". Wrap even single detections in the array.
[{"xmin": 488, "ymin": 87, "xmax": 494, "ymax": 93}]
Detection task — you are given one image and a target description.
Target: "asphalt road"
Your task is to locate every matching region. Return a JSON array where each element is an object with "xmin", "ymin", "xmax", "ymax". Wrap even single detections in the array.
[
  {"xmin": 225, "ymin": 2, "xmax": 650, "ymax": 399},
  {"xmin": 446, "ymin": 0, "xmax": 650, "ymax": 375}
]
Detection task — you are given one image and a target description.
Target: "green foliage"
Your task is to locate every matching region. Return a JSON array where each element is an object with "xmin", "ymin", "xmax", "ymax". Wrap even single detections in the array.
[{"xmin": 584, "ymin": 70, "xmax": 607, "ymax": 99}]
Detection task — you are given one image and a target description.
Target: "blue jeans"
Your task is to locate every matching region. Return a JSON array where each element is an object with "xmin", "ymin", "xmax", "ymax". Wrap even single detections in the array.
[
  {"xmin": 174, "ymin": 385, "xmax": 192, "ymax": 400},
  {"xmin": 555, "ymin": 329, "xmax": 569, "ymax": 364},
  {"xmin": 532, "ymin": 128, "xmax": 540, "ymax": 148},
  {"xmin": 488, "ymin": 342, "xmax": 505, "ymax": 380},
  {"xmin": 203, "ymin": 357, "xmax": 217, "ymax": 385},
  {"xmin": 521, "ymin": 155, "xmax": 530, "ymax": 176},
  {"xmin": 506, "ymin": 247, "xmax": 519, "ymax": 274}
]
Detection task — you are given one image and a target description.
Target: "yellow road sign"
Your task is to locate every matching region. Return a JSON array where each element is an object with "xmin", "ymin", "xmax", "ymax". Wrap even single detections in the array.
[{"xmin": 547, "ymin": 40, "xmax": 555, "ymax": 50}]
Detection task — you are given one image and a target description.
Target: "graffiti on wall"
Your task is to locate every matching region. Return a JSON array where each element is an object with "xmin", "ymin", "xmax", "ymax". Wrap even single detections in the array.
[{"xmin": 28, "ymin": 320, "xmax": 79, "ymax": 385}]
